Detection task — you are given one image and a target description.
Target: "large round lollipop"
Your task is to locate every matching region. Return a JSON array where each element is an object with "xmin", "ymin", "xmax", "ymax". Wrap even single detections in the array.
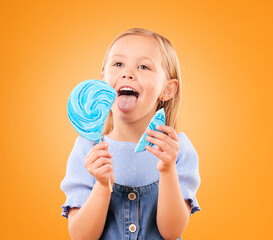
[{"xmin": 67, "ymin": 79, "xmax": 117, "ymax": 191}]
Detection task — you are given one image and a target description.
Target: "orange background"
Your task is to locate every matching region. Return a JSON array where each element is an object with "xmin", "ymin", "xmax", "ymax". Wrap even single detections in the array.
[{"xmin": 1, "ymin": 0, "xmax": 272, "ymax": 239}]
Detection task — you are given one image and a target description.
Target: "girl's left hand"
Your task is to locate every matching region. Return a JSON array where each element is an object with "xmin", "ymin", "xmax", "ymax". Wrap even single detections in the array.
[{"xmin": 145, "ymin": 125, "xmax": 179, "ymax": 172}]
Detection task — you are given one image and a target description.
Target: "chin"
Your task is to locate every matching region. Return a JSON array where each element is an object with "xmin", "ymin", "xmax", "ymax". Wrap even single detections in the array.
[{"xmin": 116, "ymin": 111, "xmax": 138, "ymax": 123}]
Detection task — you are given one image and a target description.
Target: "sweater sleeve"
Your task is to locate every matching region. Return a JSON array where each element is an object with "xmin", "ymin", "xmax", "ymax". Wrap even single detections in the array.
[
  {"xmin": 176, "ymin": 132, "xmax": 201, "ymax": 215},
  {"xmin": 60, "ymin": 136, "xmax": 96, "ymax": 218}
]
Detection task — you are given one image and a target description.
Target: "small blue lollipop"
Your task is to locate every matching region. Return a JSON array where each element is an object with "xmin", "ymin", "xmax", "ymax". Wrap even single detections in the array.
[
  {"xmin": 67, "ymin": 79, "xmax": 117, "ymax": 143},
  {"xmin": 135, "ymin": 108, "xmax": 165, "ymax": 152}
]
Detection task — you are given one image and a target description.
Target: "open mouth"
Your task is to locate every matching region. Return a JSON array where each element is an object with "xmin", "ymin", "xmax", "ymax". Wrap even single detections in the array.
[
  {"xmin": 117, "ymin": 87, "xmax": 139, "ymax": 98},
  {"xmin": 116, "ymin": 87, "xmax": 140, "ymax": 112}
]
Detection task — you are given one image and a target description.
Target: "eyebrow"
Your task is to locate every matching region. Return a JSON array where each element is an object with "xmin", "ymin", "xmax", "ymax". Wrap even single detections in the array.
[{"xmin": 111, "ymin": 54, "xmax": 155, "ymax": 64}]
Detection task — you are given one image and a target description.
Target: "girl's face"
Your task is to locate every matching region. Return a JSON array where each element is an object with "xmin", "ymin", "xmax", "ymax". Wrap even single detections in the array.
[{"xmin": 101, "ymin": 35, "xmax": 166, "ymax": 124}]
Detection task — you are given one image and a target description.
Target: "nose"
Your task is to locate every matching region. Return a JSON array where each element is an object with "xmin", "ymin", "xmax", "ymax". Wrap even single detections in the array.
[
  {"xmin": 122, "ymin": 68, "xmax": 135, "ymax": 80},
  {"xmin": 123, "ymin": 74, "xmax": 133, "ymax": 79}
]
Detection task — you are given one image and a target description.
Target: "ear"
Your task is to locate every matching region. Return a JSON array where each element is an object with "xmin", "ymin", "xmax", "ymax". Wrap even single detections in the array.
[
  {"xmin": 100, "ymin": 71, "xmax": 105, "ymax": 81},
  {"xmin": 160, "ymin": 79, "xmax": 178, "ymax": 101}
]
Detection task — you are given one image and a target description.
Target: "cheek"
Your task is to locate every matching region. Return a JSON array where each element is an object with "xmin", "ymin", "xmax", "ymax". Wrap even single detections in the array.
[
  {"xmin": 145, "ymin": 80, "xmax": 162, "ymax": 95},
  {"xmin": 104, "ymin": 69, "xmax": 117, "ymax": 86},
  {"xmin": 143, "ymin": 85, "xmax": 161, "ymax": 102}
]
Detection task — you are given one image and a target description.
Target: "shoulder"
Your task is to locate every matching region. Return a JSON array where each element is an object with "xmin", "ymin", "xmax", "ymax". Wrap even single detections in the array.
[
  {"xmin": 176, "ymin": 132, "xmax": 199, "ymax": 163},
  {"xmin": 65, "ymin": 136, "xmax": 97, "ymax": 169},
  {"xmin": 177, "ymin": 132, "xmax": 197, "ymax": 151},
  {"xmin": 74, "ymin": 135, "xmax": 95, "ymax": 148},
  {"xmin": 73, "ymin": 136, "xmax": 96, "ymax": 155},
  {"xmin": 61, "ymin": 136, "xmax": 97, "ymax": 187}
]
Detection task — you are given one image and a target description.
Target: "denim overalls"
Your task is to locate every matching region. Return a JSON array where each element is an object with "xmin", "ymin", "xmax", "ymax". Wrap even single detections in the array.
[{"xmin": 100, "ymin": 181, "xmax": 181, "ymax": 240}]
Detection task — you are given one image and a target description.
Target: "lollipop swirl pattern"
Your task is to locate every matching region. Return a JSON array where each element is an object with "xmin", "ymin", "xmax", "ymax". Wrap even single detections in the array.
[
  {"xmin": 135, "ymin": 108, "xmax": 165, "ymax": 152},
  {"xmin": 68, "ymin": 79, "xmax": 117, "ymax": 143}
]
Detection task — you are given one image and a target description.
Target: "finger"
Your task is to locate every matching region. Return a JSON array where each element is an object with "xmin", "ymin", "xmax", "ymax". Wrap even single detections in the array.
[
  {"xmin": 85, "ymin": 151, "xmax": 112, "ymax": 170},
  {"xmin": 155, "ymin": 125, "xmax": 179, "ymax": 141},
  {"xmin": 145, "ymin": 144, "xmax": 169, "ymax": 160},
  {"xmin": 145, "ymin": 128, "xmax": 174, "ymax": 148},
  {"xmin": 93, "ymin": 141, "xmax": 109, "ymax": 152},
  {"xmin": 93, "ymin": 141, "xmax": 109, "ymax": 151},
  {"xmin": 145, "ymin": 135, "xmax": 172, "ymax": 153},
  {"xmin": 93, "ymin": 163, "xmax": 113, "ymax": 178},
  {"xmin": 85, "ymin": 142, "xmax": 109, "ymax": 159},
  {"xmin": 91, "ymin": 157, "xmax": 113, "ymax": 170},
  {"xmin": 84, "ymin": 150, "xmax": 112, "ymax": 168},
  {"xmin": 87, "ymin": 158, "xmax": 113, "ymax": 175}
]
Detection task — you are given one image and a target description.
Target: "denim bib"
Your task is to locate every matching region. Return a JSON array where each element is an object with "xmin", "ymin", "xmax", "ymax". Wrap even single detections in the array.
[{"xmin": 100, "ymin": 181, "xmax": 181, "ymax": 240}]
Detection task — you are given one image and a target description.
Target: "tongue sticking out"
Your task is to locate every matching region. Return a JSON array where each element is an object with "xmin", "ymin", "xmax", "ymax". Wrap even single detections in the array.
[{"xmin": 117, "ymin": 95, "xmax": 138, "ymax": 112}]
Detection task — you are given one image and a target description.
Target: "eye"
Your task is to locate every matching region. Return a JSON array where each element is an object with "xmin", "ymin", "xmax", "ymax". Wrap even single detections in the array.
[
  {"xmin": 138, "ymin": 65, "xmax": 150, "ymax": 70},
  {"xmin": 113, "ymin": 62, "xmax": 123, "ymax": 67}
]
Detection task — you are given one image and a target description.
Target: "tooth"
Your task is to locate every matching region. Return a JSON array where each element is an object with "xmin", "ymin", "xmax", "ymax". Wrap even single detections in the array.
[{"xmin": 120, "ymin": 87, "xmax": 135, "ymax": 92}]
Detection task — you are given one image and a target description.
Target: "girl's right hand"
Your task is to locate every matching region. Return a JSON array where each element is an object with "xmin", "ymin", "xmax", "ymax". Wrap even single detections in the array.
[{"xmin": 84, "ymin": 142, "xmax": 115, "ymax": 187}]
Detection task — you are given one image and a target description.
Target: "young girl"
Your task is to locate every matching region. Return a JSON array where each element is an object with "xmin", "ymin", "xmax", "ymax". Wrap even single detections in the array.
[{"xmin": 60, "ymin": 28, "xmax": 201, "ymax": 240}]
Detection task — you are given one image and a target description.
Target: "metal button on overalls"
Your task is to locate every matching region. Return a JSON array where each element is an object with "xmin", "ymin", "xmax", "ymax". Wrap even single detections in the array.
[
  {"xmin": 129, "ymin": 223, "xmax": 137, "ymax": 233},
  {"xmin": 128, "ymin": 192, "xmax": 136, "ymax": 201}
]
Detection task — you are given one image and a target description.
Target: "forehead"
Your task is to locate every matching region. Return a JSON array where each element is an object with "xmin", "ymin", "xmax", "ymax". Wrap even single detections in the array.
[{"xmin": 108, "ymin": 35, "xmax": 162, "ymax": 62}]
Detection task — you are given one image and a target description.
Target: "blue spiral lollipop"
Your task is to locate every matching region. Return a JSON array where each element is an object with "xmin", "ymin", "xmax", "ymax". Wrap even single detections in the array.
[
  {"xmin": 135, "ymin": 108, "xmax": 165, "ymax": 152},
  {"xmin": 67, "ymin": 79, "xmax": 117, "ymax": 143}
]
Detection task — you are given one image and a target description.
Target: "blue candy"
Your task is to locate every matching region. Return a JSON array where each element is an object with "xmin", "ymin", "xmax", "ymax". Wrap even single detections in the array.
[
  {"xmin": 67, "ymin": 79, "xmax": 117, "ymax": 143},
  {"xmin": 135, "ymin": 108, "xmax": 165, "ymax": 152}
]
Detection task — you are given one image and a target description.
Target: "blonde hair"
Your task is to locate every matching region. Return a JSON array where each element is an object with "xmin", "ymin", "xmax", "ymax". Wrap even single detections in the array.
[{"xmin": 101, "ymin": 28, "xmax": 182, "ymax": 135}]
